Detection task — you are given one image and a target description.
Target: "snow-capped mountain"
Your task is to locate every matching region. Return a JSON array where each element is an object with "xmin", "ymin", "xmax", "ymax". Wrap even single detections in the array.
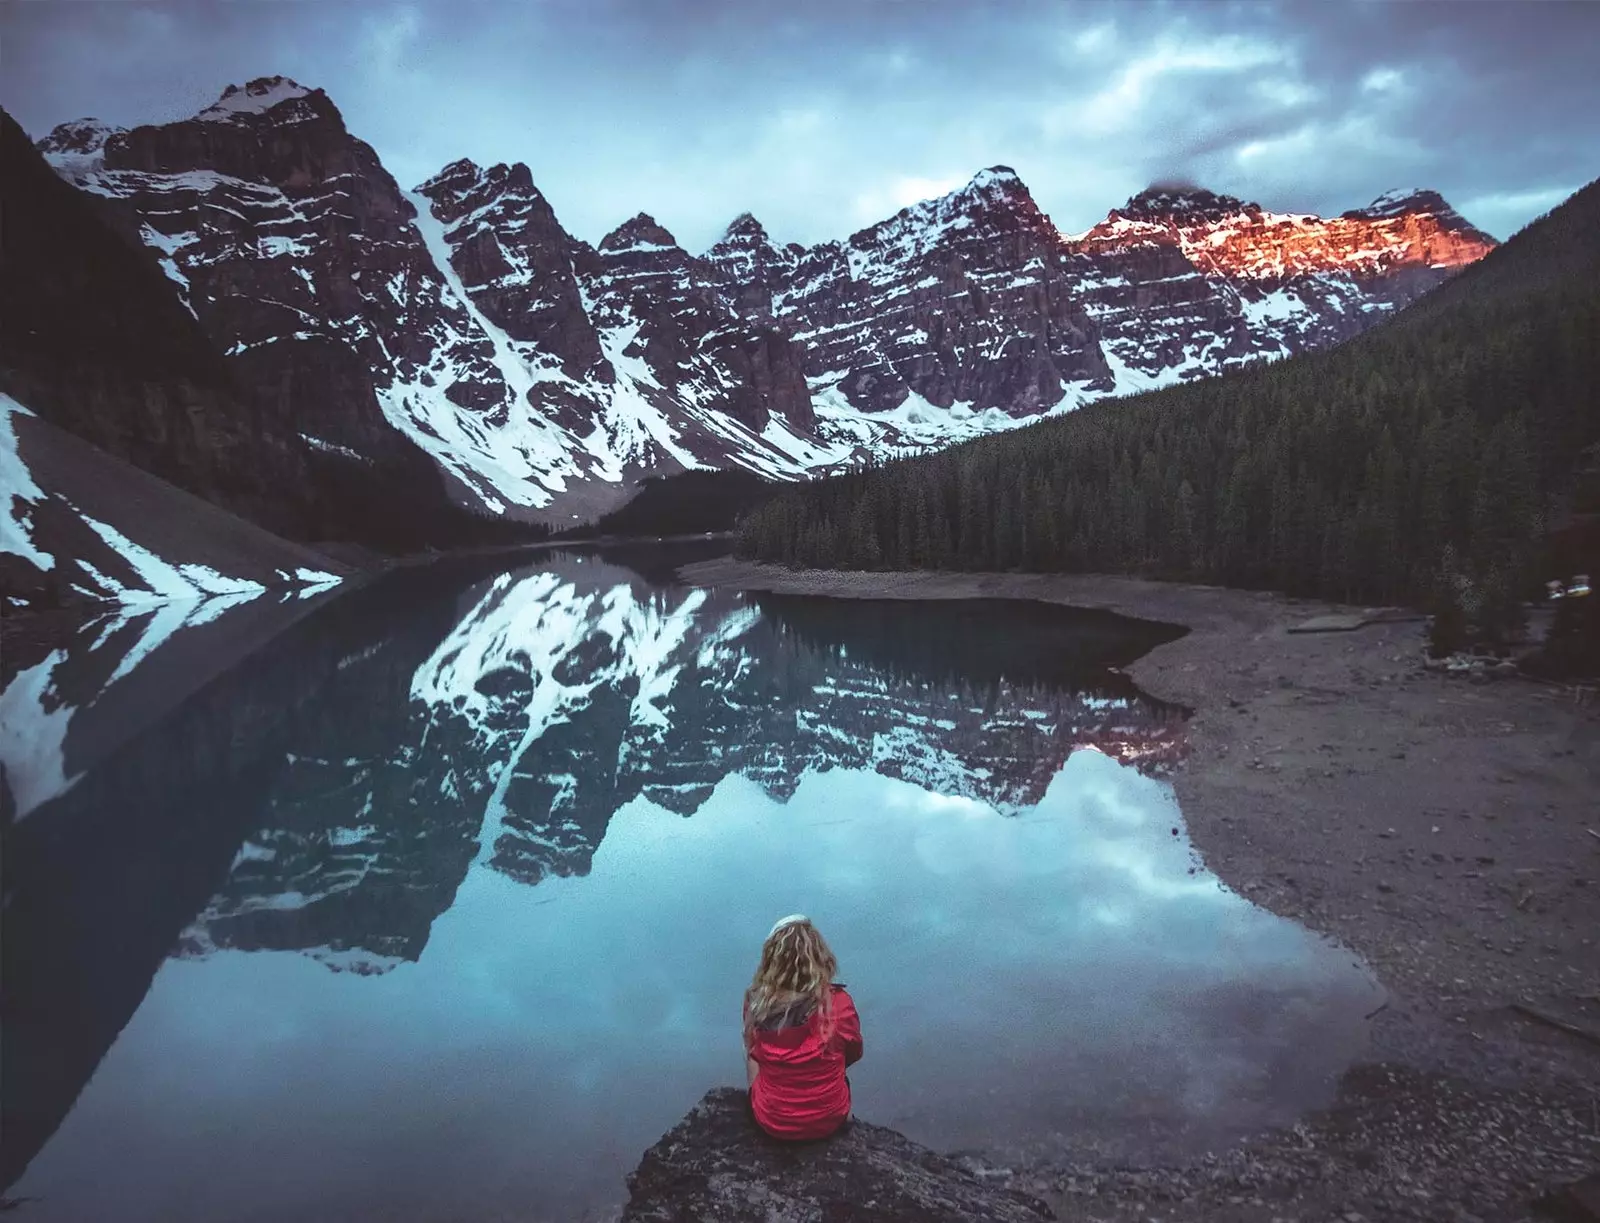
[
  {"xmin": 411, "ymin": 159, "xmax": 834, "ymax": 502},
  {"xmin": 1062, "ymin": 184, "xmax": 1498, "ymax": 380},
  {"xmin": 31, "ymin": 77, "xmax": 1497, "ymax": 526},
  {"xmin": 704, "ymin": 166, "xmax": 1116, "ymax": 446},
  {"xmin": 32, "ymin": 80, "xmax": 841, "ymax": 528},
  {"xmin": 3, "ymin": 95, "xmax": 533, "ymax": 581}
]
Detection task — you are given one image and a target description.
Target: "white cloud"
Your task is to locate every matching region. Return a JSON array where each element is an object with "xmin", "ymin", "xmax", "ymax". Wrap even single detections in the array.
[
  {"xmin": 9, "ymin": 0, "xmax": 1595, "ymax": 253},
  {"xmin": 1253, "ymin": 77, "xmax": 1318, "ymax": 109},
  {"xmin": 868, "ymin": 47, "xmax": 915, "ymax": 77},
  {"xmin": 1072, "ymin": 21, "xmax": 1116, "ymax": 55},
  {"xmin": 1077, "ymin": 34, "xmax": 1291, "ymax": 135},
  {"xmin": 769, "ymin": 106, "xmax": 826, "ymax": 137},
  {"xmin": 1360, "ymin": 66, "xmax": 1406, "ymax": 94}
]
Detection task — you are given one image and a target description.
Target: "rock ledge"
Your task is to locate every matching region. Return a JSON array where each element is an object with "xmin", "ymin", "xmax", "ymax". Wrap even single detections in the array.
[{"xmin": 621, "ymin": 1087, "xmax": 1054, "ymax": 1222}]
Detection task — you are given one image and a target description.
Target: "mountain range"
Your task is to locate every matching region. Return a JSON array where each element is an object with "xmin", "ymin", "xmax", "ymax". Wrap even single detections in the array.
[{"xmin": 1, "ymin": 74, "xmax": 1497, "ymax": 591}]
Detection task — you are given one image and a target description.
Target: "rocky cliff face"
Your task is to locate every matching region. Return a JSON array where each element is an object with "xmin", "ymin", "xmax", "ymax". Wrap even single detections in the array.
[
  {"xmin": 1063, "ymin": 184, "xmax": 1500, "ymax": 379},
  {"xmin": 412, "ymin": 158, "xmax": 823, "ymax": 491},
  {"xmin": 700, "ymin": 173, "xmax": 1499, "ymax": 433},
  {"xmin": 36, "ymin": 82, "xmax": 842, "ymax": 529},
  {"xmin": 34, "ymin": 78, "xmax": 1498, "ymax": 523},
  {"xmin": 702, "ymin": 168, "xmax": 1117, "ymax": 452},
  {"xmin": 43, "ymin": 79, "xmax": 576, "ymax": 533},
  {"xmin": 3, "ymin": 108, "xmax": 288, "ymax": 533}
]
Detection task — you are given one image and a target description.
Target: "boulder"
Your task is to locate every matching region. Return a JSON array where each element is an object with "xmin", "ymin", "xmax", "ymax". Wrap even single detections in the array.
[{"xmin": 621, "ymin": 1087, "xmax": 1054, "ymax": 1222}]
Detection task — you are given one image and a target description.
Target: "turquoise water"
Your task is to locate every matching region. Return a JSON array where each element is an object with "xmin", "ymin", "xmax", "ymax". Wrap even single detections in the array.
[{"xmin": 2, "ymin": 549, "xmax": 1378, "ymax": 1221}]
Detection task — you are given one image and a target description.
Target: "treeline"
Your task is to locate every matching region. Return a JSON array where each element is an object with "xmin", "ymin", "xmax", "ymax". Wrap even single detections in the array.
[
  {"xmin": 569, "ymin": 468, "xmax": 776, "ymax": 539},
  {"xmin": 738, "ymin": 180, "xmax": 1600, "ymax": 629}
]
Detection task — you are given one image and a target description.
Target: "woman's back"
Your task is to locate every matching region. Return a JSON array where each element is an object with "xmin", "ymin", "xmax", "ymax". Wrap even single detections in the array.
[
  {"xmin": 747, "ymin": 984, "xmax": 862, "ymax": 1140},
  {"xmin": 742, "ymin": 916, "xmax": 864, "ymax": 1141}
]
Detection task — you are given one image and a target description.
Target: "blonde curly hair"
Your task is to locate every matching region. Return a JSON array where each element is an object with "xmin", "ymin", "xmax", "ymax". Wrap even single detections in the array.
[{"xmin": 743, "ymin": 915, "xmax": 838, "ymax": 1046}]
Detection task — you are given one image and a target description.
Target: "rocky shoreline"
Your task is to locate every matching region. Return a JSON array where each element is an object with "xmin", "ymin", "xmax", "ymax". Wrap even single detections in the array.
[{"xmin": 647, "ymin": 559, "xmax": 1600, "ymax": 1223}]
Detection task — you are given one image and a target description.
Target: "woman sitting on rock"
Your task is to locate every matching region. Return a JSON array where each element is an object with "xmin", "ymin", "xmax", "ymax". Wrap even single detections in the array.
[{"xmin": 743, "ymin": 914, "xmax": 863, "ymax": 1140}]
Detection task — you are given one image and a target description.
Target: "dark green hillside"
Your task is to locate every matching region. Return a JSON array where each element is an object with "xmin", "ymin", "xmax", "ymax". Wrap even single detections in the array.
[{"xmin": 737, "ymin": 179, "xmax": 1600, "ymax": 624}]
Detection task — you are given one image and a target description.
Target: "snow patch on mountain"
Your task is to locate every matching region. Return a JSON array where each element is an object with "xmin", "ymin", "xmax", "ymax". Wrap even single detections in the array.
[
  {"xmin": 0, "ymin": 650, "xmax": 78, "ymax": 819},
  {"xmin": 1, "ymin": 394, "xmax": 53, "ymax": 573},
  {"xmin": 197, "ymin": 76, "xmax": 312, "ymax": 123},
  {"xmin": 591, "ymin": 318, "xmax": 702, "ymax": 473},
  {"xmin": 76, "ymin": 512, "xmax": 269, "ymax": 604},
  {"xmin": 400, "ymin": 187, "xmax": 602, "ymax": 508}
]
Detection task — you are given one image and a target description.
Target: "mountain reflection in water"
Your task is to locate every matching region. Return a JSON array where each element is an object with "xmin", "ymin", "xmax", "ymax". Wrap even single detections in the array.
[{"xmin": 1, "ymin": 548, "xmax": 1377, "ymax": 1223}]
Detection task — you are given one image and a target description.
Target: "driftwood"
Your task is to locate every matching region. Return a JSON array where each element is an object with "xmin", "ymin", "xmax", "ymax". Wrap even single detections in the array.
[{"xmin": 1510, "ymin": 1001, "xmax": 1600, "ymax": 1049}]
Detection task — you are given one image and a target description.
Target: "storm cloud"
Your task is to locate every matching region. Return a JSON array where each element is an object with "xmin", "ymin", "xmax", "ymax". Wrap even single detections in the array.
[{"xmin": 3, "ymin": 0, "xmax": 1596, "ymax": 249}]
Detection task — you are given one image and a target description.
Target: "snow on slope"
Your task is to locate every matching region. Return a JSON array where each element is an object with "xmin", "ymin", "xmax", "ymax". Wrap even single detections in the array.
[
  {"xmin": 408, "ymin": 166, "xmax": 846, "ymax": 498},
  {"xmin": 400, "ymin": 187, "xmax": 608, "ymax": 510},
  {"xmin": 0, "ymin": 649, "xmax": 78, "ymax": 818},
  {"xmin": 196, "ymin": 76, "xmax": 312, "ymax": 122},
  {"xmin": 2, "ymin": 391, "xmax": 344, "ymax": 609},
  {"xmin": 1, "ymin": 394, "xmax": 53, "ymax": 573}
]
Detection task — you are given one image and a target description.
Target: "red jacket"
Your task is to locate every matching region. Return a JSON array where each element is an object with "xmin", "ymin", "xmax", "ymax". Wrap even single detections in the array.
[{"xmin": 746, "ymin": 985, "xmax": 863, "ymax": 1140}]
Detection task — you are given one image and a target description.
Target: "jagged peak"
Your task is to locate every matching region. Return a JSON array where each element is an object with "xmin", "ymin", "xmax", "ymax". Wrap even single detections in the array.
[
  {"xmin": 420, "ymin": 156, "xmax": 484, "ymax": 189},
  {"xmin": 37, "ymin": 117, "xmax": 126, "ymax": 156},
  {"xmin": 195, "ymin": 76, "xmax": 316, "ymax": 124},
  {"xmin": 718, "ymin": 212, "xmax": 769, "ymax": 245},
  {"xmin": 415, "ymin": 158, "xmax": 554, "ymax": 232},
  {"xmin": 419, "ymin": 158, "xmax": 541, "ymax": 198},
  {"xmin": 964, "ymin": 165, "xmax": 1026, "ymax": 195},
  {"xmin": 927, "ymin": 166, "xmax": 1037, "ymax": 214},
  {"xmin": 601, "ymin": 212, "xmax": 679, "ymax": 253},
  {"xmin": 846, "ymin": 165, "xmax": 1049, "ymax": 255},
  {"xmin": 1118, "ymin": 184, "xmax": 1254, "ymax": 222}
]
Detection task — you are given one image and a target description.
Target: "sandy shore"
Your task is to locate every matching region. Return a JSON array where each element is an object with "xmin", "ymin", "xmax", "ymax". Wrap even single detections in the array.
[{"xmin": 681, "ymin": 558, "xmax": 1600, "ymax": 1222}]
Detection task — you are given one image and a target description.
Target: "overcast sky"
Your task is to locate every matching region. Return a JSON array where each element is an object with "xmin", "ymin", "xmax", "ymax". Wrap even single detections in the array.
[{"xmin": 3, "ymin": 0, "xmax": 1597, "ymax": 251}]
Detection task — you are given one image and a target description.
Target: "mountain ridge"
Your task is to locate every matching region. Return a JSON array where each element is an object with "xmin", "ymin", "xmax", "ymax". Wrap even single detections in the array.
[
  {"xmin": 734, "ymin": 173, "xmax": 1600, "ymax": 620},
  {"xmin": 23, "ymin": 75, "xmax": 1504, "ymax": 533}
]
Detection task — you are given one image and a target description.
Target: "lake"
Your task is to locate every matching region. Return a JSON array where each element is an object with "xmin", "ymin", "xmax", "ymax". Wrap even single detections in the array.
[{"xmin": 1, "ymin": 546, "xmax": 1380, "ymax": 1221}]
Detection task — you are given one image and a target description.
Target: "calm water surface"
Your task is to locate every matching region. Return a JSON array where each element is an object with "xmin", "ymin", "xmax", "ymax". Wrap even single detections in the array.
[{"xmin": 1, "ymin": 547, "xmax": 1379, "ymax": 1221}]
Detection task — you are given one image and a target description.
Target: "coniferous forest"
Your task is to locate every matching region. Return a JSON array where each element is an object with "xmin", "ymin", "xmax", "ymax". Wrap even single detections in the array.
[{"xmin": 737, "ymin": 179, "xmax": 1600, "ymax": 637}]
